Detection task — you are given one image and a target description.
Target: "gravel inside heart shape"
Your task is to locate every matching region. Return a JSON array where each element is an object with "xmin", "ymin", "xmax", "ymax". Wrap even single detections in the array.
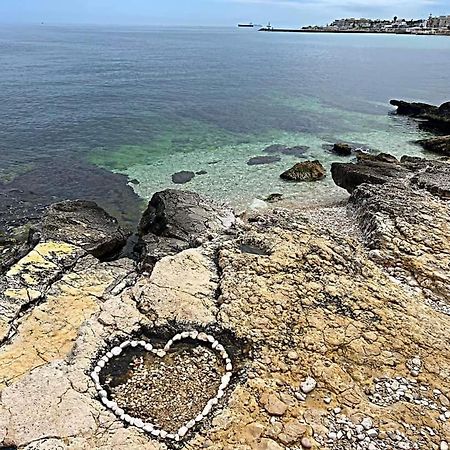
[{"xmin": 91, "ymin": 331, "xmax": 233, "ymax": 441}]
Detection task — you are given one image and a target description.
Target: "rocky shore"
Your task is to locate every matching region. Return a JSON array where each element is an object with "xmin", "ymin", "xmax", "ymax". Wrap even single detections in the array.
[
  {"xmin": 1, "ymin": 98, "xmax": 450, "ymax": 450},
  {"xmin": 1, "ymin": 138, "xmax": 450, "ymax": 449}
]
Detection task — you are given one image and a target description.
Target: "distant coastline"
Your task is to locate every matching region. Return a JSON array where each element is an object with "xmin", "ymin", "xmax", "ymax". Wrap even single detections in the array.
[{"xmin": 259, "ymin": 27, "xmax": 450, "ymax": 36}]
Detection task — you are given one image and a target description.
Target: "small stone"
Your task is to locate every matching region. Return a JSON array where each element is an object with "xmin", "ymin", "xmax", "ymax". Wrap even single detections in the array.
[
  {"xmin": 361, "ymin": 417, "xmax": 373, "ymax": 430},
  {"xmin": 301, "ymin": 437, "xmax": 312, "ymax": 448},
  {"xmin": 261, "ymin": 393, "xmax": 288, "ymax": 416},
  {"xmin": 178, "ymin": 426, "xmax": 189, "ymax": 437},
  {"xmin": 441, "ymin": 442, "xmax": 449, "ymax": 450},
  {"xmin": 287, "ymin": 350, "xmax": 299, "ymax": 360},
  {"xmin": 300, "ymin": 377, "xmax": 317, "ymax": 394},
  {"xmin": 111, "ymin": 346, "xmax": 122, "ymax": 356}
]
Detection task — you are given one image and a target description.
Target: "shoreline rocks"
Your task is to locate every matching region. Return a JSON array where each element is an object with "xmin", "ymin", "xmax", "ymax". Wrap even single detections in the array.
[
  {"xmin": 417, "ymin": 135, "xmax": 450, "ymax": 156},
  {"xmin": 137, "ymin": 189, "xmax": 235, "ymax": 268},
  {"xmin": 280, "ymin": 160, "xmax": 326, "ymax": 182},
  {"xmin": 390, "ymin": 99, "xmax": 450, "ymax": 134},
  {"xmin": 40, "ymin": 200, "xmax": 129, "ymax": 260}
]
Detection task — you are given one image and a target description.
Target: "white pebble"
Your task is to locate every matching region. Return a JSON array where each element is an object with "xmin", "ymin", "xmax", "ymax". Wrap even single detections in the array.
[
  {"xmin": 195, "ymin": 413, "xmax": 204, "ymax": 422},
  {"xmin": 226, "ymin": 363, "xmax": 233, "ymax": 371},
  {"xmin": 130, "ymin": 341, "xmax": 138, "ymax": 347},
  {"xmin": 202, "ymin": 404, "xmax": 212, "ymax": 416},
  {"xmin": 97, "ymin": 360, "xmax": 105, "ymax": 368},
  {"xmin": 178, "ymin": 426, "xmax": 188, "ymax": 437},
  {"xmin": 440, "ymin": 442, "xmax": 449, "ymax": 450},
  {"xmin": 186, "ymin": 419, "xmax": 196, "ymax": 428},
  {"xmin": 98, "ymin": 389, "xmax": 107, "ymax": 398},
  {"xmin": 361, "ymin": 417, "xmax": 373, "ymax": 430},
  {"xmin": 160, "ymin": 430, "xmax": 168, "ymax": 438},
  {"xmin": 111, "ymin": 347, "xmax": 122, "ymax": 356},
  {"xmin": 301, "ymin": 376, "xmax": 317, "ymax": 394},
  {"xmin": 216, "ymin": 389, "xmax": 225, "ymax": 399},
  {"xmin": 134, "ymin": 418, "xmax": 144, "ymax": 428},
  {"xmin": 189, "ymin": 330, "xmax": 199, "ymax": 339},
  {"xmin": 94, "ymin": 366, "xmax": 101, "ymax": 373},
  {"xmin": 151, "ymin": 429, "xmax": 160, "ymax": 437},
  {"xmin": 144, "ymin": 343, "xmax": 153, "ymax": 351},
  {"xmin": 120, "ymin": 340, "xmax": 130, "ymax": 348},
  {"xmin": 156, "ymin": 350, "xmax": 166, "ymax": 357},
  {"xmin": 91, "ymin": 372, "xmax": 99, "ymax": 384},
  {"xmin": 138, "ymin": 340, "xmax": 146, "ymax": 346},
  {"xmin": 181, "ymin": 331, "xmax": 190, "ymax": 338},
  {"xmin": 143, "ymin": 424, "xmax": 153, "ymax": 433}
]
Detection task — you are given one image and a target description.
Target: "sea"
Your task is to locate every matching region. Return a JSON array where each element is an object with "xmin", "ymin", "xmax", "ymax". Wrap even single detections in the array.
[{"xmin": 1, "ymin": 25, "xmax": 449, "ymax": 224}]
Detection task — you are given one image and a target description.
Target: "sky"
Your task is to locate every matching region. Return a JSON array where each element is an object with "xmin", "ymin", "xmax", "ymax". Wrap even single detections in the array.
[{"xmin": 0, "ymin": 0, "xmax": 448, "ymax": 27}]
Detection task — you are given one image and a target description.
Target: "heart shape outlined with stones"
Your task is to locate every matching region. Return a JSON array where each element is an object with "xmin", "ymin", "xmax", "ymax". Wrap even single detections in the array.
[{"xmin": 91, "ymin": 330, "xmax": 233, "ymax": 441}]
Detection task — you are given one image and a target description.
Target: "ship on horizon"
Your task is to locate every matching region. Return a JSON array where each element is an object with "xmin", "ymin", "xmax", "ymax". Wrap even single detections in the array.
[{"xmin": 238, "ymin": 22, "xmax": 255, "ymax": 28}]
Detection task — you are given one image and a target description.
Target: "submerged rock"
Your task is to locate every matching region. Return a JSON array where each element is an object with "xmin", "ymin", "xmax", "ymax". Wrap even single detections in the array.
[
  {"xmin": 247, "ymin": 156, "xmax": 281, "ymax": 166},
  {"xmin": 280, "ymin": 160, "xmax": 326, "ymax": 182},
  {"xmin": 41, "ymin": 200, "xmax": 129, "ymax": 260},
  {"xmin": 332, "ymin": 142, "xmax": 352, "ymax": 156},
  {"xmin": 263, "ymin": 144, "xmax": 309, "ymax": 157},
  {"xmin": 172, "ymin": 171, "xmax": 196, "ymax": 184},
  {"xmin": 417, "ymin": 135, "xmax": 450, "ymax": 156},
  {"xmin": 265, "ymin": 193, "xmax": 283, "ymax": 203}
]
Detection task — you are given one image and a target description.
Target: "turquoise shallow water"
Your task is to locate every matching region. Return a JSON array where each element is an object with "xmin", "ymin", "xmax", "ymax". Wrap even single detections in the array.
[{"xmin": 0, "ymin": 26, "xmax": 449, "ymax": 211}]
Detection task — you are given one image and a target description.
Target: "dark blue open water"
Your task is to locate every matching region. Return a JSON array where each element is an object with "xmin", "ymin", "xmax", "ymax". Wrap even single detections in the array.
[{"xmin": 1, "ymin": 25, "xmax": 449, "ymax": 218}]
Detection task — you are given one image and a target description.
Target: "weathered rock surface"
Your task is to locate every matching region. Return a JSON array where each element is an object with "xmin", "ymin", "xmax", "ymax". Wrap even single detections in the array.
[
  {"xmin": 417, "ymin": 135, "xmax": 450, "ymax": 156},
  {"xmin": 137, "ymin": 189, "xmax": 235, "ymax": 268},
  {"xmin": 40, "ymin": 200, "xmax": 129, "ymax": 259},
  {"xmin": 1, "ymin": 159, "xmax": 450, "ymax": 450},
  {"xmin": 280, "ymin": 160, "xmax": 326, "ymax": 182},
  {"xmin": 332, "ymin": 153, "xmax": 450, "ymax": 198}
]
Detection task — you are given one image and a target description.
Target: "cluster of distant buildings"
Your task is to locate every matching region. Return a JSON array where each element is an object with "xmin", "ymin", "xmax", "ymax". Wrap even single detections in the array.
[{"xmin": 302, "ymin": 14, "xmax": 450, "ymax": 35}]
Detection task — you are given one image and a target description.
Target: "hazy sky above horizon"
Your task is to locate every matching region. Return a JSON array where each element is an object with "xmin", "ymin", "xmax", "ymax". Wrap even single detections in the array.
[{"xmin": 0, "ymin": 0, "xmax": 448, "ymax": 27}]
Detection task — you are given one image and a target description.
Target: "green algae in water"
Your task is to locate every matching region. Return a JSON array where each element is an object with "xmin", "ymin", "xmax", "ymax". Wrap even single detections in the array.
[{"xmin": 88, "ymin": 118, "xmax": 251, "ymax": 172}]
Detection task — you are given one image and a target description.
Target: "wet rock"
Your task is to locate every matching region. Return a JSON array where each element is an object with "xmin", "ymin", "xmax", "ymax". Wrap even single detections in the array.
[
  {"xmin": 280, "ymin": 160, "xmax": 326, "ymax": 182},
  {"xmin": 265, "ymin": 193, "xmax": 283, "ymax": 203},
  {"xmin": 247, "ymin": 156, "xmax": 281, "ymax": 166},
  {"xmin": 417, "ymin": 135, "xmax": 450, "ymax": 156},
  {"xmin": 391, "ymin": 99, "xmax": 450, "ymax": 133},
  {"xmin": 172, "ymin": 171, "xmax": 195, "ymax": 184},
  {"xmin": 331, "ymin": 153, "xmax": 407, "ymax": 193},
  {"xmin": 196, "ymin": 170, "xmax": 208, "ymax": 175},
  {"xmin": 390, "ymin": 99, "xmax": 439, "ymax": 117},
  {"xmin": 332, "ymin": 142, "xmax": 352, "ymax": 156},
  {"xmin": 138, "ymin": 190, "xmax": 234, "ymax": 266},
  {"xmin": 41, "ymin": 200, "xmax": 129, "ymax": 260}
]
